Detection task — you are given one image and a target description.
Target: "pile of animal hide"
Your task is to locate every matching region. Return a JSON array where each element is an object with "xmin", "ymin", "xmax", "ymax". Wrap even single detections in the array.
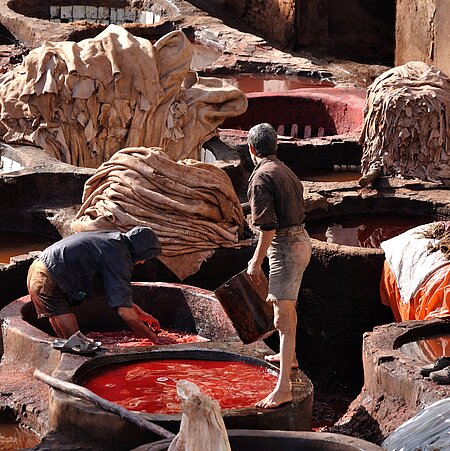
[
  {"xmin": 359, "ymin": 61, "xmax": 450, "ymax": 183},
  {"xmin": 72, "ymin": 146, "xmax": 251, "ymax": 280},
  {"xmin": 419, "ymin": 221, "xmax": 450, "ymax": 259},
  {"xmin": 168, "ymin": 380, "xmax": 231, "ymax": 451},
  {"xmin": 0, "ymin": 24, "xmax": 247, "ymax": 167}
]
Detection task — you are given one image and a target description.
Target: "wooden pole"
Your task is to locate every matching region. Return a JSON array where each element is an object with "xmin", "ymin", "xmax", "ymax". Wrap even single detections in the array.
[{"xmin": 34, "ymin": 368, "xmax": 176, "ymax": 440}]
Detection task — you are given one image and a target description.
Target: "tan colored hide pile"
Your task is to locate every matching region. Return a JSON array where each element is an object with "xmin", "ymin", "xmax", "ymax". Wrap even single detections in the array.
[
  {"xmin": 360, "ymin": 61, "xmax": 450, "ymax": 182},
  {"xmin": 0, "ymin": 24, "xmax": 247, "ymax": 167},
  {"xmin": 72, "ymin": 147, "xmax": 251, "ymax": 280}
]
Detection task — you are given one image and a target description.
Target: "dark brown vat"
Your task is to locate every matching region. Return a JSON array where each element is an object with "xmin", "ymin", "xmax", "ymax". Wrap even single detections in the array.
[{"xmin": 137, "ymin": 430, "xmax": 383, "ymax": 451}]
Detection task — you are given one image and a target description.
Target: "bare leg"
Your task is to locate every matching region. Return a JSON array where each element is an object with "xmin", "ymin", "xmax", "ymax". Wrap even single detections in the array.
[
  {"xmin": 256, "ymin": 301, "xmax": 296, "ymax": 408},
  {"xmin": 49, "ymin": 313, "xmax": 80, "ymax": 338}
]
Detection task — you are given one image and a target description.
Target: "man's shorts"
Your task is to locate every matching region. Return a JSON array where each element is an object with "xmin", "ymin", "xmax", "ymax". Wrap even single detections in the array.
[
  {"xmin": 267, "ymin": 225, "xmax": 312, "ymax": 302},
  {"xmin": 27, "ymin": 260, "xmax": 71, "ymax": 318}
]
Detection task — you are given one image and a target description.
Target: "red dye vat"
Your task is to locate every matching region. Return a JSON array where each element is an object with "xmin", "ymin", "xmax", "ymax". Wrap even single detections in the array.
[
  {"xmin": 86, "ymin": 330, "xmax": 208, "ymax": 347},
  {"xmin": 82, "ymin": 359, "xmax": 277, "ymax": 414},
  {"xmin": 308, "ymin": 214, "xmax": 434, "ymax": 248}
]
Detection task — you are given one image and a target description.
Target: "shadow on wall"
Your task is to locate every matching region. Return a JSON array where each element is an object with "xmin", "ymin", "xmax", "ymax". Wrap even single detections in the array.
[
  {"xmin": 201, "ymin": 0, "xmax": 395, "ymax": 65},
  {"xmin": 325, "ymin": 0, "xmax": 395, "ymax": 64},
  {"xmin": 328, "ymin": 404, "xmax": 385, "ymax": 445}
]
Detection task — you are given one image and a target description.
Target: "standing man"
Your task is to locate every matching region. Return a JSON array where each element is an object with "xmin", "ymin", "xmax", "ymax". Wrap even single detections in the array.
[
  {"xmin": 27, "ymin": 226, "xmax": 174, "ymax": 347},
  {"xmin": 247, "ymin": 123, "xmax": 312, "ymax": 408}
]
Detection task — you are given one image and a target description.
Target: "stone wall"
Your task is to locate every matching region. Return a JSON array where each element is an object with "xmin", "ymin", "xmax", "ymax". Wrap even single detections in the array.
[
  {"xmin": 226, "ymin": 0, "xmax": 296, "ymax": 47},
  {"xmin": 226, "ymin": 0, "xmax": 395, "ymax": 64},
  {"xmin": 433, "ymin": 0, "xmax": 450, "ymax": 77},
  {"xmin": 325, "ymin": 0, "xmax": 395, "ymax": 63},
  {"xmin": 396, "ymin": 0, "xmax": 450, "ymax": 78}
]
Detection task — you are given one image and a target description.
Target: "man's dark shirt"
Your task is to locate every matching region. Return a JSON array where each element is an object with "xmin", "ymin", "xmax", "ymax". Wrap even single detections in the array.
[
  {"xmin": 247, "ymin": 155, "xmax": 306, "ymax": 230},
  {"xmin": 39, "ymin": 229, "xmax": 160, "ymax": 309}
]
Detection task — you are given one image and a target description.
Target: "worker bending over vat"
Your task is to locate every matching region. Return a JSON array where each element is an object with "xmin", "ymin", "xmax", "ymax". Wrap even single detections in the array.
[{"xmin": 27, "ymin": 226, "xmax": 175, "ymax": 352}]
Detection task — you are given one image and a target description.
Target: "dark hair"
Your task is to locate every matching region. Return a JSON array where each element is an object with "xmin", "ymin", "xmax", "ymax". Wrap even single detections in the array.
[{"xmin": 248, "ymin": 123, "xmax": 278, "ymax": 156}]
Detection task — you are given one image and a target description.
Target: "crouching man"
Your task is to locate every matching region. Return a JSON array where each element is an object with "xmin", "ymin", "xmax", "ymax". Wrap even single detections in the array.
[{"xmin": 27, "ymin": 226, "xmax": 174, "ymax": 345}]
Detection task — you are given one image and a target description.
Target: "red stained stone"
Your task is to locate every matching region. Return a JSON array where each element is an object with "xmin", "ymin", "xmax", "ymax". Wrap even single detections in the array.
[{"xmin": 86, "ymin": 329, "xmax": 208, "ymax": 347}]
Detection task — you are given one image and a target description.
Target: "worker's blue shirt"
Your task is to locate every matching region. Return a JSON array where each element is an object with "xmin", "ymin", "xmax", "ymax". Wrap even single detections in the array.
[{"xmin": 39, "ymin": 229, "xmax": 159, "ymax": 309}]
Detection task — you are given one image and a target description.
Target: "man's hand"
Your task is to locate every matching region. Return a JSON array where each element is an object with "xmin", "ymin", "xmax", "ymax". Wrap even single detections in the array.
[
  {"xmin": 118, "ymin": 306, "xmax": 170, "ymax": 344},
  {"xmin": 247, "ymin": 258, "xmax": 263, "ymax": 285},
  {"xmin": 247, "ymin": 229, "xmax": 275, "ymax": 286},
  {"xmin": 132, "ymin": 303, "xmax": 160, "ymax": 333},
  {"xmin": 143, "ymin": 314, "xmax": 160, "ymax": 333}
]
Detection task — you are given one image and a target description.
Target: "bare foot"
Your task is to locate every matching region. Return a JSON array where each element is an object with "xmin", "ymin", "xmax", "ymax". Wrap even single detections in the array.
[
  {"xmin": 264, "ymin": 353, "xmax": 299, "ymax": 368},
  {"xmin": 255, "ymin": 389, "xmax": 293, "ymax": 409}
]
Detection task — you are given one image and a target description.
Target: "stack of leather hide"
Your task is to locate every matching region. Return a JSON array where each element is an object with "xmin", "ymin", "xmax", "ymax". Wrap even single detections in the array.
[
  {"xmin": 360, "ymin": 61, "xmax": 450, "ymax": 182},
  {"xmin": 0, "ymin": 24, "xmax": 247, "ymax": 167},
  {"xmin": 72, "ymin": 147, "xmax": 251, "ymax": 279}
]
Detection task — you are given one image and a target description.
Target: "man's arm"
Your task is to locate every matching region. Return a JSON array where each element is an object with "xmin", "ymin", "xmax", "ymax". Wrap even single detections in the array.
[
  {"xmin": 116, "ymin": 305, "xmax": 176, "ymax": 344},
  {"xmin": 132, "ymin": 303, "xmax": 161, "ymax": 333},
  {"xmin": 247, "ymin": 229, "xmax": 276, "ymax": 285}
]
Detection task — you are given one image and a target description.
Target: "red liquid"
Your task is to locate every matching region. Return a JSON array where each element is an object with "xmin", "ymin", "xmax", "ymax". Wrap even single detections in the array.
[
  {"xmin": 308, "ymin": 214, "xmax": 434, "ymax": 248},
  {"xmin": 86, "ymin": 330, "xmax": 208, "ymax": 347},
  {"xmin": 83, "ymin": 359, "xmax": 278, "ymax": 414}
]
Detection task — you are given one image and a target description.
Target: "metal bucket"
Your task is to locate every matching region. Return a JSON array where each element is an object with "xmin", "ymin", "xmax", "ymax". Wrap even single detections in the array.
[{"xmin": 214, "ymin": 269, "xmax": 275, "ymax": 344}]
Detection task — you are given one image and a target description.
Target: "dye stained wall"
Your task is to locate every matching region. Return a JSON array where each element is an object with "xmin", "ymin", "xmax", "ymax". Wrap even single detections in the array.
[{"xmin": 396, "ymin": 0, "xmax": 450, "ymax": 77}]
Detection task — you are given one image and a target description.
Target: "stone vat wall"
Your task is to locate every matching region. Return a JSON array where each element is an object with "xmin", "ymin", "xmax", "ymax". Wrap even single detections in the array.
[
  {"xmin": 224, "ymin": 0, "xmax": 394, "ymax": 63},
  {"xmin": 226, "ymin": 0, "xmax": 295, "ymax": 47},
  {"xmin": 396, "ymin": 0, "xmax": 450, "ymax": 77}
]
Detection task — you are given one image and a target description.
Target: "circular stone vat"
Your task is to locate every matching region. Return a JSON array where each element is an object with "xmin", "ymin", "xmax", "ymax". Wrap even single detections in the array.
[
  {"xmin": 0, "ymin": 143, "xmax": 90, "ymax": 307},
  {"xmin": 0, "ymin": 231, "xmax": 54, "ymax": 264},
  {"xmin": 221, "ymin": 87, "xmax": 364, "ymax": 137},
  {"xmin": 1, "ymin": 0, "xmax": 179, "ymax": 46},
  {"xmin": 137, "ymin": 430, "xmax": 383, "ymax": 451},
  {"xmin": 0, "ymin": 406, "xmax": 41, "ymax": 451},
  {"xmin": 0, "ymin": 147, "xmax": 90, "ymax": 308},
  {"xmin": 296, "ymin": 194, "xmax": 448, "ymax": 393},
  {"xmin": 219, "ymin": 87, "xmax": 365, "ymax": 183},
  {"xmin": 299, "ymin": 169, "xmax": 361, "ymax": 183},
  {"xmin": 0, "ymin": 0, "xmax": 180, "ymax": 46},
  {"xmin": 50, "ymin": 348, "xmax": 313, "ymax": 450},
  {"xmin": 0, "ymin": 281, "xmax": 240, "ymax": 369},
  {"xmin": 359, "ymin": 318, "xmax": 450, "ymax": 437},
  {"xmin": 308, "ymin": 212, "xmax": 435, "ymax": 248},
  {"xmin": 0, "ymin": 219, "xmax": 61, "ymax": 310},
  {"xmin": 81, "ymin": 358, "xmax": 279, "ymax": 414},
  {"xmin": 13, "ymin": 0, "xmax": 180, "ymax": 26}
]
